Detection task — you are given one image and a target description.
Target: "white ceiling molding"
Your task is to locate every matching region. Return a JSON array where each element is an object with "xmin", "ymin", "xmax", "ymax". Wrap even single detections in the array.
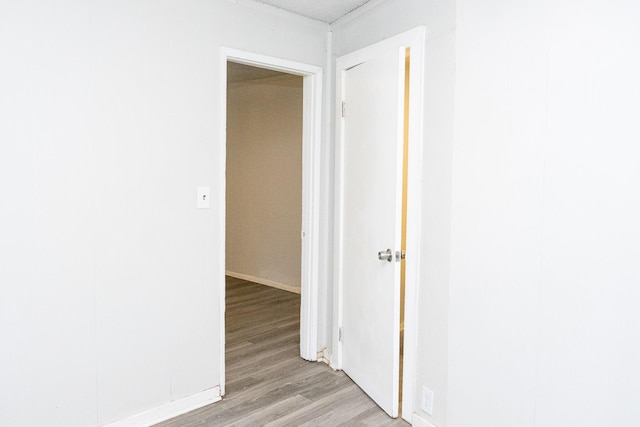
[{"xmin": 254, "ymin": 0, "xmax": 374, "ymax": 23}]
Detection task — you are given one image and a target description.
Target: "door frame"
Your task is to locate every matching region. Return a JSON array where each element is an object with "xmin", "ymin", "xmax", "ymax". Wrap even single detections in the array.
[
  {"xmin": 218, "ymin": 48, "xmax": 323, "ymax": 395},
  {"xmin": 333, "ymin": 27, "xmax": 425, "ymax": 422}
]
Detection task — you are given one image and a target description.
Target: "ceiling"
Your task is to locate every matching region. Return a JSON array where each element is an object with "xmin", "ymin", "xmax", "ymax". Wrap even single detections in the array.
[{"xmin": 255, "ymin": 0, "xmax": 374, "ymax": 23}]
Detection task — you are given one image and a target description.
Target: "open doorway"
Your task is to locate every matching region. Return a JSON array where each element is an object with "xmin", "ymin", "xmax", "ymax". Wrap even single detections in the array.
[
  {"xmin": 224, "ymin": 61, "xmax": 304, "ymax": 395},
  {"xmin": 218, "ymin": 49, "xmax": 323, "ymax": 396},
  {"xmin": 333, "ymin": 27, "xmax": 425, "ymax": 423},
  {"xmin": 225, "ymin": 62, "xmax": 304, "ymax": 293}
]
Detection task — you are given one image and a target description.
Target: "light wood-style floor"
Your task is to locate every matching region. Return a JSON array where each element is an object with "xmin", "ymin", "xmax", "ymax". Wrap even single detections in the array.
[{"xmin": 155, "ymin": 277, "xmax": 409, "ymax": 426}]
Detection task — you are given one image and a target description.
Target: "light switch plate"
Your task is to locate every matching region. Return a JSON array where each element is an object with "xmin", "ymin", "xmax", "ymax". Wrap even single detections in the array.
[{"xmin": 197, "ymin": 186, "xmax": 210, "ymax": 209}]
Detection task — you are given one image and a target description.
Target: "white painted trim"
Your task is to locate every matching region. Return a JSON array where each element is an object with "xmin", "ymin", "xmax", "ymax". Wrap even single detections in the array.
[
  {"xmin": 411, "ymin": 412, "xmax": 438, "ymax": 427},
  {"xmin": 219, "ymin": 49, "xmax": 228, "ymax": 398},
  {"xmin": 401, "ymin": 26, "xmax": 426, "ymax": 423},
  {"xmin": 316, "ymin": 347, "xmax": 331, "ymax": 365},
  {"xmin": 226, "ymin": 271, "xmax": 301, "ymax": 294},
  {"xmin": 220, "ymin": 48, "xmax": 323, "ymax": 397},
  {"xmin": 104, "ymin": 387, "xmax": 221, "ymax": 427},
  {"xmin": 333, "ymin": 26, "xmax": 426, "ymax": 423},
  {"xmin": 300, "ymin": 56, "xmax": 323, "ymax": 364}
]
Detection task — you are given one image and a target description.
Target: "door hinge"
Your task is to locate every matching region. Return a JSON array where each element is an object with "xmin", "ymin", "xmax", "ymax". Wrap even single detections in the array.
[
  {"xmin": 341, "ymin": 101, "xmax": 346, "ymax": 118},
  {"xmin": 339, "ymin": 327, "xmax": 343, "ymax": 342}
]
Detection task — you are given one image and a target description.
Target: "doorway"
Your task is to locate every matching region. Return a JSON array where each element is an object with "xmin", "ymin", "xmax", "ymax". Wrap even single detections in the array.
[
  {"xmin": 225, "ymin": 62, "xmax": 304, "ymax": 294},
  {"xmin": 333, "ymin": 27, "xmax": 425, "ymax": 423},
  {"xmin": 218, "ymin": 49, "xmax": 323, "ymax": 396}
]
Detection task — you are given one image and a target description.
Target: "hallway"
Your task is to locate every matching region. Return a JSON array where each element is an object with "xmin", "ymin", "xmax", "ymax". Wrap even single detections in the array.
[{"xmin": 156, "ymin": 277, "xmax": 408, "ymax": 426}]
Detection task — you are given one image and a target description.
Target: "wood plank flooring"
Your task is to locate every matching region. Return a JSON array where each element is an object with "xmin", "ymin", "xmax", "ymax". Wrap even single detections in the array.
[{"xmin": 155, "ymin": 277, "xmax": 409, "ymax": 426}]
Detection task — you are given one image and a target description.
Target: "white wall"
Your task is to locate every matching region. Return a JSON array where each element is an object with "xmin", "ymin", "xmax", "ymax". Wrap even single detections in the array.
[
  {"xmin": 226, "ymin": 75, "xmax": 303, "ymax": 290},
  {"xmin": 449, "ymin": 0, "xmax": 640, "ymax": 425},
  {"xmin": 4, "ymin": 0, "xmax": 639, "ymax": 425},
  {"xmin": 0, "ymin": 1, "xmax": 327, "ymax": 425},
  {"xmin": 333, "ymin": 0, "xmax": 640, "ymax": 426},
  {"xmin": 331, "ymin": 1, "xmax": 456, "ymax": 425}
]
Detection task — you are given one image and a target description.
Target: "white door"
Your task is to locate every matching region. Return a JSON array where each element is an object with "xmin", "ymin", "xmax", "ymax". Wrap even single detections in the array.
[{"xmin": 338, "ymin": 44, "xmax": 406, "ymax": 418}]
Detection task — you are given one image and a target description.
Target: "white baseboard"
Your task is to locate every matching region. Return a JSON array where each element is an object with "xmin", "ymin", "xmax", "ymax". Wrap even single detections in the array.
[
  {"xmin": 104, "ymin": 386, "xmax": 221, "ymax": 427},
  {"xmin": 316, "ymin": 347, "xmax": 331, "ymax": 365},
  {"xmin": 411, "ymin": 412, "xmax": 437, "ymax": 427},
  {"xmin": 226, "ymin": 271, "xmax": 301, "ymax": 294}
]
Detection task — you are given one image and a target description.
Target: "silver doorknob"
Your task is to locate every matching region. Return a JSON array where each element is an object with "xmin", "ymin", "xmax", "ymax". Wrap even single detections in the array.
[{"xmin": 378, "ymin": 248, "xmax": 393, "ymax": 262}]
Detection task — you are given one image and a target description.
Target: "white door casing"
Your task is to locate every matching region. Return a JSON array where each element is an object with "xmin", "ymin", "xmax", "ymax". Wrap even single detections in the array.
[{"xmin": 334, "ymin": 27, "xmax": 425, "ymax": 423}]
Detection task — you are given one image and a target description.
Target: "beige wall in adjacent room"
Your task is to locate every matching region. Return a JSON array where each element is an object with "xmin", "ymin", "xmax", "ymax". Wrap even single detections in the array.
[{"xmin": 226, "ymin": 73, "xmax": 303, "ymax": 291}]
